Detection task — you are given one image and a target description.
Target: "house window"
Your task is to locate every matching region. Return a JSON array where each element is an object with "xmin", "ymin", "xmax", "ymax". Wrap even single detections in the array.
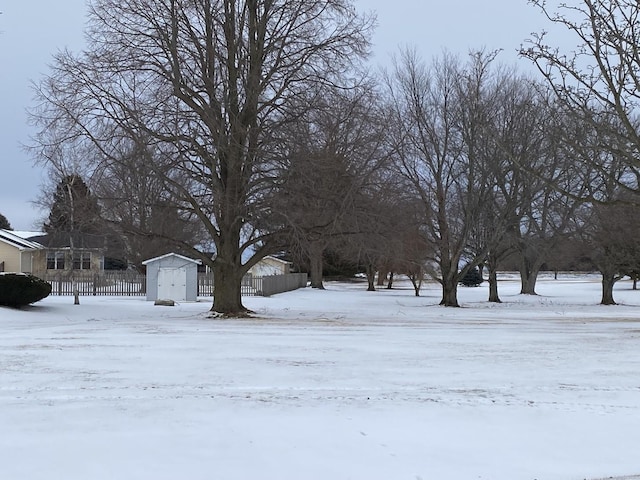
[
  {"xmin": 46, "ymin": 252, "xmax": 65, "ymax": 270},
  {"xmin": 73, "ymin": 252, "xmax": 91, "ymax": 270}
]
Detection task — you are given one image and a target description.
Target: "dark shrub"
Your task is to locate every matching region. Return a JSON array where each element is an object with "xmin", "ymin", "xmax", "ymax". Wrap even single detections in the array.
[
  {"xmin": 460, "ymin": 267, "xmax": 483, "ymax": 287},
  {"xmin": 0, "ymin": 273, "xmax": 52, "ymax": 307}
]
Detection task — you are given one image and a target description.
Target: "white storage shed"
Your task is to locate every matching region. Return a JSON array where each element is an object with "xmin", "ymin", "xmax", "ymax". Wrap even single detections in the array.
[{"xmin": 142, "ymin": 253, "xmax": 201, "ymax": 302}]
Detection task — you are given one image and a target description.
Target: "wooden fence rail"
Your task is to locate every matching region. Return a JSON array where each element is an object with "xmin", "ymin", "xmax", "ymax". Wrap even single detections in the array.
[
  {"xmin": 196, "ymin": 273, "xmax": 263, "ymax": 297},
  {"xmin": 33, "ymin": 271, "xmax": 146, "ymax": 296},
  {"xmin": 33, "ymin": 271, "xmax": 307, "ymax": 297}
]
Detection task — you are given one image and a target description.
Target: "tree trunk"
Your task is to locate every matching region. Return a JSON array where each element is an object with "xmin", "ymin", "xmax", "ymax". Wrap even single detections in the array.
[
  {"xmin": 519, "ymin": 257, "xmax": 542, "ymax": 295},
  {"xmin": 376, "ymin": 268, "xmax": 388, "ymax": 287},
  {"xmin": 386, "ymin": 272, "xmax": 394, "ymax": 289},
  {"xmin": 520, "ymin": 271, "xmax": 539, "ymax": 295},
  {"xmin": 440, "ymin": 269, "xmax": 460, "ymax": 307},
  {"xmin": 366, "ymin": 264, "xmax": 376, "ymax": 291},
  {"xmin": 440, "ymin": 279, "xmax": 459, "ymax": 306},
  {"xmin": 487, "ymin": 254, "xmax": 501, "ymax": 303},
  {"xmin": 408, "ymin": 271, "xmax": 422, "ymax": 297},
  {"xmin": 633, "ymin": 276, "xmax": 638, "ymax": 290},
  {"xmin": 211, "ymin": 230, "xmax": 247, "ymax": 315},
  {"xmin": 308, "ymin": 241, "xmax": 325, "ymax": 289},
  {"xmin": 600, "ymin": 271, "xmax": 617, "ymax": 305},
  {"xmin": 477, "ymin": 262, "xmax": 485, "ymax": 279},
  {"xmin": 211, "ymin": 260, "xmax": 246, "ymax": 315}
]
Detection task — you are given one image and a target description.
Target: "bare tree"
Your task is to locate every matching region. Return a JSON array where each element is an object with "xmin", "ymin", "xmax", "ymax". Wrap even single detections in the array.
[
  {"xmin": 29, "ymin": 0, "xmax": 374, "ymax": 315},
  {"xmin": 569, "ymin": 184, "xmax": 640, "ymax": 305},
  {"xmin": 94, "ymin": 139, "xmax": 205, "ymax": 268},
  {"xmin": 388, "ymin": 221, "xmax": 431, "ymax": 297},
  {"xmin": 561, "ymin": 118, "xmax": 640, "ymax": 305},
  {"xmin": 522, "ymin": 0, "xmax": 640, "ymax": 196},
  {"xmin": 273, "ymin": 82, "xmax": 389, "ymax": 289},
  {"xmin": 384, "ymin": 50, "xmax": 511, "ymax": 306},
  {"xmin": 461, "ymin": 70, "xmax": 545, "ymax": 302}
]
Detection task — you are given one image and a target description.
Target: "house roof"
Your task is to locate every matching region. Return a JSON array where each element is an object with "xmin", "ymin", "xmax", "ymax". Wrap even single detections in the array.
[
  {"xmin": 261, "ymin": 255, "xmax": 291, "ymax": 265},
  {"xmin": 141, "ymin": 252, "xmax": 202, "ymax": 265},
  {"xmin": 10, "ymin": 231, "xmax": 45, "ymax": 240},
  {"xmin": 0, "ymin": 229, "xmax": 45, "ymax": 251},
  {"xmin": 29, "ymin": 231, "xmax": 106, "ymax": 249}
]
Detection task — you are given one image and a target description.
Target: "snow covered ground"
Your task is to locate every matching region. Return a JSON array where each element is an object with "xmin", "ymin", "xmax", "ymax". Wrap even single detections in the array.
[{"xmin": 1, "ymin": 274, "xmax": 639, "ymax": 480}]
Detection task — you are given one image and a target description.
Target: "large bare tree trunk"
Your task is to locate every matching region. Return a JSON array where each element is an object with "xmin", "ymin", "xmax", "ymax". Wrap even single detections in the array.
[
  {"xmin": 211, "ymin": 229, "xmax": 246, "ymax": 315},
  {"xmin": 599, "ymin": 265, "xmax": 618, "ymax": 305},
  {"xmin": 519, "ymin": 271, "xmax": 539, "ymax": 295},
  {"xmin": 440, "ymin": 266, "xmax": 460, "ymax": 307},
  {"xmin": 308, "ymin": 241, "xmax": 325, "ymax": 289},
  {"xmin": 366, "ymin": 264, "xmax": 376, "ymax": 291},
  {"xmin": 600, "ymin": 274, "xmax": 616, "ymax": 305},
  {"xmin": 212, "ymin": 261, "xmax": 245, "ymax": 315},
  {"xmin": 519, "ymin": 256, "xmax": 543, "ymax": 295},
  {"xmin": 440, "ymin": 279, "xmax": 459, "ymax": 307}
]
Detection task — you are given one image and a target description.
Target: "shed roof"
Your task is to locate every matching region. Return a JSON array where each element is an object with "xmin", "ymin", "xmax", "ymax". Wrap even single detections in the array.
[{"xmin": 141, "ymin": 252, "xmax": 202, "ymax": 265}]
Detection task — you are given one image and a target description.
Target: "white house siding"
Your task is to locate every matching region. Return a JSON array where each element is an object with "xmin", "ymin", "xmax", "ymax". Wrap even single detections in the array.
[
  {"xmin": 0, "ymin": 241, "xmax": 20, "ymax": 272},
  {"xmin": 0, "ymin": 230, "xmax": 43, "ymax": 273},
  {"xmin": 249, "ymin": 257, "xmax": 290, "ymax": 277},
  {"xmin": 0, "ymin": 242, "xmax": 35, "ymax": 273}
]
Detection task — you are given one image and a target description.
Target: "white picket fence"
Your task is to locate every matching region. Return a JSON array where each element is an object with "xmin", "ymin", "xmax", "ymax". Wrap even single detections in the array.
[{"xmin": 33, "ymin": 271, "xmax": 307, "ymax": 297}]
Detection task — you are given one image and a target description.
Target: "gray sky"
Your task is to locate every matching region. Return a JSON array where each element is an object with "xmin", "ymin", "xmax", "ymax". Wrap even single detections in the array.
[
  {"xmin": 0, "ymin": 0, "xmax": 567, "ymax": 231},
  {"xmin": 1, "ymin": 1, "xmax": 87, "ymax": 231}
]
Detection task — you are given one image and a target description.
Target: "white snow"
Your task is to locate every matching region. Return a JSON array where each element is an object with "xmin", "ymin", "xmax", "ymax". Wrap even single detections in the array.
[{"xmin": 1, "ymin": 274, "xmax": 639, "ymax": 480}]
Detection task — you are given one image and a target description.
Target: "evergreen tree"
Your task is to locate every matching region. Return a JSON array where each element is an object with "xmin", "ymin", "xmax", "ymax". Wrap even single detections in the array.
[
  {"xmin": 0, "ymin": 213, "xmax": 12, "ymax": 230},
  {"xmin": 43, "ymin": 174, "xmax": 104, "ymax": 305},
  {"xmin": 44, "ymin": 175, "xmax": 102, "ymax": 245},
  {"xmin": 460, "ymin": 267, "xmax": 483, "ymax": 287}
]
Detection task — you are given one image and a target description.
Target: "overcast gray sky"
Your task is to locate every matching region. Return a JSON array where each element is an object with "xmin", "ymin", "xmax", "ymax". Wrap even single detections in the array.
[{"xmin": 0, "ymin": 0, "xmax": 567, "ymax": 231}]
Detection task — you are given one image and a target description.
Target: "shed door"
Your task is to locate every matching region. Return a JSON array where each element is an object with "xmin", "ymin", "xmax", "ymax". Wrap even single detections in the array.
[{"xmin": 157, "ymin": 267, "xmax": 187, "ymax": 301}]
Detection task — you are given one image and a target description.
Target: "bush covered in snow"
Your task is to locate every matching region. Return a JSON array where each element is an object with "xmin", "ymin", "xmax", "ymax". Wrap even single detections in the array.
[{"xmin": 0, "ymin": 273, "xmax": 52, "ymax": 307}]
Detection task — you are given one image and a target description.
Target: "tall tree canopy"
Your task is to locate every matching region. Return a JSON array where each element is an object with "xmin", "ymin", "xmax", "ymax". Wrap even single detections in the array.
[
  {"xmin": 30, "ymin": 0, "xmax": 374, "ymax": 315},
  {"xmin": 522, "ymin": 0, "xmax": 640, "ymax": 196}
]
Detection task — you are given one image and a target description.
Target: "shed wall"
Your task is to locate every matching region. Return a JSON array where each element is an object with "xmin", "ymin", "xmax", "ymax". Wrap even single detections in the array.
[{"xmin": 145, "ymin": 254, "xmax": 199, "ymax": 302}]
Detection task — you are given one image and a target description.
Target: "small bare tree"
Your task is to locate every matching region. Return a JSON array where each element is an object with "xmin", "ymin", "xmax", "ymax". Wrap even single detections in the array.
[{"xmin": 273, "ymin": 82, "xmax": 390, "ymax": 289}]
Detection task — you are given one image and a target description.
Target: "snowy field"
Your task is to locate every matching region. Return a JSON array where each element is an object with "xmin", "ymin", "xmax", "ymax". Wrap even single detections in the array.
[{"xmin": 1, "ymin": 274, "xmax": 639, "ymax": 480}]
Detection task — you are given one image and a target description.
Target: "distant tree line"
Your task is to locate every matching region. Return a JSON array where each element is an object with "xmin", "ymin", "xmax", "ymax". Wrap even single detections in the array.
[{"xmin": 28, "ymin": 0, "xmax": 640, "ymax": 311}]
